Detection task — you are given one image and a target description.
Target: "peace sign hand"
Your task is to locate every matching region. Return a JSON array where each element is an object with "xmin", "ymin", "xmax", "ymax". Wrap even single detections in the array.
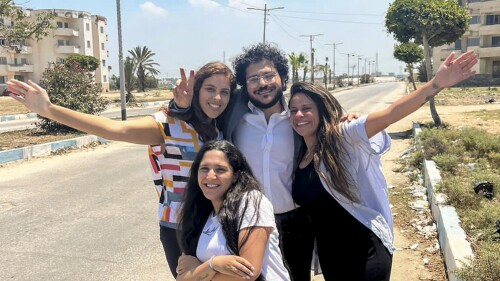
[{"xmin": 173, "ymin": 68, "xmax": 195, "ymax": 109}]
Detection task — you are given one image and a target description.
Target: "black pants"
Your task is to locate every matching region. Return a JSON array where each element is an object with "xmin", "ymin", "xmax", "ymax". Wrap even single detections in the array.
[
  {"xmin": 275, "ymin": 207, "xmax": 315, "ymax": 281},
  {"xmin": 160, "ymin": 225, "xmax": 182, "ymax": 278}
]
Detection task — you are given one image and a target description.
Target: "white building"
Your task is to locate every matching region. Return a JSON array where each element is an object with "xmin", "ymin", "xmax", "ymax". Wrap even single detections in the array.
[
  {"xmin": 0, "ymin": 9, "xmax": 110, "ymax": 91},
  {"xmin": 433, "ymin": 0, "xmax": 500, "ymax": 82}
]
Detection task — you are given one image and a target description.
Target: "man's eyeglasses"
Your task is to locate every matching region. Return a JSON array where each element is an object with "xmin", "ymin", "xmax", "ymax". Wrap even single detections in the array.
[{"xmin": 246, "ymin": 72, "xmax": 277, "ymax": 87}]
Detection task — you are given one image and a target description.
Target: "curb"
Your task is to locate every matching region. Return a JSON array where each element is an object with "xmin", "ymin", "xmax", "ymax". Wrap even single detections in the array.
[
  {"xmin": 0, "ymin": 135, "xmax": 109, "ymax": 164},
  {"xmin": 413, "ymin": 123, "xmax": 473, "ymax": 281},
  {"xmin": 0, "ymin": 100, "xmax": 169, "ymax": 123}
]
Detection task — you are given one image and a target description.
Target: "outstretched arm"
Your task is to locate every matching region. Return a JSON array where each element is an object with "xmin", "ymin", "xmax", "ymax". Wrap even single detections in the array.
[
  {"xmin": 365, "ymin": 50, "xmax": 477, "ymax": 138},
  {"xmin": 7, "ymin": 79, "xmax": 163, "ymax": 145}
]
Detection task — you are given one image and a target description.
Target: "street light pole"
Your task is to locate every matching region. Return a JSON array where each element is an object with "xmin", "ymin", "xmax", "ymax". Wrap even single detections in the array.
[
  {"xmin": 326, "ymin": 42, "xmax": 342, "ymax": 89},
  {"xmin": 116, "ymin": 0, "xmax": 126, "ymax": 120},
  {"xmin": 247, "ymin": 4, "xmax": 284, "ymax": 44},
  {"xmin": 300, "ymin": 34, "xmax": 323, "ymax": 83},
  {"xmin": 342, "ymin": 52, "xmax": 355, "ymax": 86}
]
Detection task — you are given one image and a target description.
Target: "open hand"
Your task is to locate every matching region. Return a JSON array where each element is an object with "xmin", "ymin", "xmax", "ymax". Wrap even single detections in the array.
[
  {"xmin": 6, "ymin": 79, "xmax": 51, "ymax": 116},
  {"xmin": 433, "ymin": 50, "xmax": 478, "ymax": 89},
  {"xmin": 173, "ymin": 68, "xmax": 195, "ymax": 108}
]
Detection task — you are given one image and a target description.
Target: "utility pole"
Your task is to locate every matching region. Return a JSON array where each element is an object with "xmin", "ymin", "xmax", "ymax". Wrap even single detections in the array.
[
  {"xmin": 247, "ymin": 4, "xmax": 284, "ymax": 44},
  {"xmin": 116, "ymin": 0, "xmax": 126, "ymax": 120},
  {"xmin": 357, "ymin": 55, "xmax": 362, "ymax": 85},
  {"xmin": 300, "ymin": 34, "xmax": 323, "ymax": 82},
  {"xmin": 324, "ymin": 57, "xmax": 328, "ymax": 89},
  {"xmin": 325, "ymin": 42, "xmax": 342, "ymax": 89},
  {"xmin": 341, "ymin": 52, "xmax": 355, "ymax": 86}
]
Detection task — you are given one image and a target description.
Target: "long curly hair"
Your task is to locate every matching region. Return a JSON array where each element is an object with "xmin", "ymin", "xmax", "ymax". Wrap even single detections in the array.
[
  {"xmin": 232, "ymin": 43, "xmax": 289, "ymax": 93},
  {"xmin": 177, "ymin": 140, "xmax": 265, "ymax": 279},
  {"xmin": 166, "ymin": 62, "xmax": 236, "ymax": 142},
  {"xmin": 289, "ymin": 82, "xmax": 358, "ymax": 203}
]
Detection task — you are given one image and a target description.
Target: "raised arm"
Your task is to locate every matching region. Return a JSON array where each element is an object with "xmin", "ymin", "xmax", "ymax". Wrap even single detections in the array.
[
  {"xmin": 365, "ymin": 50, "xmax": 477, "ymax": 138},
  {"xmin": 6, "ymin": 79, "xmax": 163, "ymax": 145}
]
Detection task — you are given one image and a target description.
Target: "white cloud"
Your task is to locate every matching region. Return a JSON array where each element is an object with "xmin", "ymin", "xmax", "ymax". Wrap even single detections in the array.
[
  {"xmin": 188, "ymin": 0, "xmax": 220, "ymax": 9},
  {"xmin": 227, "ymin": 0, "xmax": 265, "ymax": 10},
  {"xmin": 140, "ymin": 2, "xmax": 167, "ymax": 17}
]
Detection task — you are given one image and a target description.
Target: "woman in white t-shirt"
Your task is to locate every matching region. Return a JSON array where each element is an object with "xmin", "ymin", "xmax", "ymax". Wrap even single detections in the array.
[{"xmin": 176, "ymin": 140, "xmax": 291, "ymax": 281}]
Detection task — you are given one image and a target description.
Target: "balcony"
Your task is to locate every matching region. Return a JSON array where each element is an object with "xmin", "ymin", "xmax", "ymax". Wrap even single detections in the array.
[
  {"xmin": 7, "ymin": 64, "xmax": 34, "ymax": 72},
  {"xmin": 55, "ymin": 45, "xmax": 80, "ymax": 54},
  {"xmin": 54, "ymin": 28, "xmax": 79, "ymax": 37},
  {"xmin": 6, "ymin": 45, "xmax": 32, "ymax": 54},
  {"xmin": 478, "ymin": 45, "xmax": 500, "ymax": 58},
  {"xmin": 479, "ymin": 24, "xmax": 500, "ymax": 36}
]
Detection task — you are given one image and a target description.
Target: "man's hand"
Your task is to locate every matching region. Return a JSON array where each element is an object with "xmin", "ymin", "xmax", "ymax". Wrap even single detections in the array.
[
  {"xmin": 340, "ymin": 112, "xmax": 360, "ymax": 123},
  {"xmin": 173, "ymin": 68, "xmax": 195, "ymax": 109}
]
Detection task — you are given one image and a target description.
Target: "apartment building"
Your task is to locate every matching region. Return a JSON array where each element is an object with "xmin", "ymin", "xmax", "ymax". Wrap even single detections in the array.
[
  {"xmin": 433, "ymin": 0, "xmax": 500, "ymax": 83},
  {"xmin": 0, "ymin": 9, "xmax": 110, "ymax": 91}
]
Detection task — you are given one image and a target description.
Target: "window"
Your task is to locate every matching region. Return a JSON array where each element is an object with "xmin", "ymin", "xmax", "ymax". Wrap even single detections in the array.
[
  {"xmin": 455, "ymin": 39, "xmax": 462, "ymax": 50},
  {"xmin": 65, "ymin": 40, "xmax": 70, "ymax": 45},
  {"xmin": 486, "ymin": 15, "xmax": 500, "ymax": 25},
  {"xmin": 100, "ymin": 26, "xmax": 104, "ymax": 33},
  {"xmin": 467, "ymin": 37, "xmax": 480, "ymax": 47},
  {"xmin": 57, "ymin": 39, "xmax": 64, "ymax": 46},
  {"xmin": 493, "ymin": 61, "xmax": 500, "ymax": 78},
  {"xmin": 0, "ymin": 57, "xmax": 7, "ymax": 64},
  {"xmin": 0, "ymin": 39, "xmax": 5, "ymax": 45},
  {"xmin": 101, "ymin": 42, "xmax": 105, "ymax": 50},
  {"xmin": 470, "ymin": 16, "xmax": 480, "ymax": 25},
  {"xmin": 493, "ymin": 37, "xmax": 500, "ymax": 47},
  {"xmin": 86, "ymin": 23, "xmax": 90, "ymax": 31},
  {"xmin": 56, "ymin": 57, "xmax": 65, "ymax": 64},
  {"xmin": 21, "ymin": 58, "xmax": 27, "ymax": 65},
  {"xmin": 57, "ymin": 21, "xmax": 63, "ymax": 28},
  {"xmin": 64, "ymin": 22, "xmax": 69, "ymax": 28},
  {"xmin": 103, "ymin": 75, "xmax": 107, "ymax": 82},
  {"xmin": 87, "ymin": 40, "xmax": 91, "ymax": 48},
  {"xmin": 0, "ymin": 76, "xmax": 5, "ymax": 83},
  {"xmin": 102, "ymin": 59, "xmax": 106, "ymax": 67}
]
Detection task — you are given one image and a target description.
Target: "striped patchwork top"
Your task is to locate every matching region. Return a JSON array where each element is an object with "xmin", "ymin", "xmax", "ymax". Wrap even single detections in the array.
[{"xmin": 148, "ymin": 111, "xmax": 222, "ymax": 229}]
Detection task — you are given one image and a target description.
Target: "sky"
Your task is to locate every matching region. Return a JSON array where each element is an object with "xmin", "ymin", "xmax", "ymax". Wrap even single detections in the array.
[{"xmin": 22, "ymin": 0, "xmax": 404, "ymax": 78}]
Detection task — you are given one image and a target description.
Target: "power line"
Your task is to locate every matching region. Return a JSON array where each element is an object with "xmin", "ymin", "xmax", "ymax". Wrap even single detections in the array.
[
  {"xmin": 273, "ymin": 10, "xmax": 384, "ymax": 17},
  {"xmin": 247, "ymin": 4, "xmax": 284, "ymax": 44},
  {"xmin": 273, "ymin": 14, "xmax": 382, "ymax": 25}
]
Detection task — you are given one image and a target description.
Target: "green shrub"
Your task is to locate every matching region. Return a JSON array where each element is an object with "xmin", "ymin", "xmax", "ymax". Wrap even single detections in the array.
[
  {"xmin": 438, "ymin": 178, "xmax": 482, "ymax": 210},
  {"xmin": 455, "ymin": 242, "xmax": 500, "ymax": 281},
  {"xmin": 433, "ymin": 153, "xmax": 461, "ymax": 173},
  {"xmin": 38, "ymin": 62, "xmax": 109, "ymax": 132}
]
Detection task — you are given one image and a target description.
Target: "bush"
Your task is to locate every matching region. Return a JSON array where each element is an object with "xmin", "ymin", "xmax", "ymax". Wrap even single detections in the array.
[
  {"xmin": 455, "ymin": 243, "xmax": 500, "ymax": 281},
  {"xmin": 38, "ymin": 62, "xmax": 109, "ymax": 132}
]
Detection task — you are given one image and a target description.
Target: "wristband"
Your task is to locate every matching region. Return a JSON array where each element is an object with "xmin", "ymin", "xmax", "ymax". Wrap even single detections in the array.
[{"xmin": 208, "ymin": 255, "xmax": 218, "ymax": 272}]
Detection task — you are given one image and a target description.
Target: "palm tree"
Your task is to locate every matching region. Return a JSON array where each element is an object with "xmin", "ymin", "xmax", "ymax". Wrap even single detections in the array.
[
  {"xmin": 288, "ymin": 52, "xmax": 300, "ymax": 83},
  {"xmin": 128, "ymin": 46, "xmax": 160, "ymax": 92},
  {"xmin": 124, "ymin": 56, "xmax": 136, "ymax": 102},
  {"xmin": 298, "ymin": 53, "xmax": 308, "ymax": 82}
]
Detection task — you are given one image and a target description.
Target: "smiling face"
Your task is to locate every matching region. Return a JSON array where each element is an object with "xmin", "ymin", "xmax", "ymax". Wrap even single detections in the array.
[
  {"xmin": 198, "ymin": 74, "xmax": 231, "ymax": 120},
  {"xmin": 245, "ymin": 59, "xmax": 283, "ymax": 109},
  {"xmin": 289, "ymin": 92, "xmax": 320, "ymax": 143},
  {"xmin": 197, "ymin": 149, "xmax": 235, "ymax": 212}
]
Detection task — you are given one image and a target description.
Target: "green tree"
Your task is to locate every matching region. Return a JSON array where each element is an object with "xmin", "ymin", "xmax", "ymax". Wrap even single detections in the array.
[
  {"xmin": 393, "ymin": 42, "xmax": 424, "ymax": 91},
  {"xmin": 124, "ymin": 56, "xmax": 136, "ymax": 102},
  {"xmin": 0, "ymin": 0, "xmax": 54, "ymax": 49},
  {"xmin": 128, "ymin": 46, "xmax": 160, "ymax": 92},
  {"xmin": 64, "ymin": 54, "xmax": 100, "ymax": 73},
  {"xmin": 38, "ymin": 62, "xmax": 109, "ymax": 132},
  {"xmin": 385, "ymin": 0, "xmax": 470, "ymax": 126},
  {"xmin": 417, "ymin": 62, "xmax": 428, "ymax": 83},
  {"xmin": 297, "ymin": 52, "xmax": 308, "ymax": 82}
]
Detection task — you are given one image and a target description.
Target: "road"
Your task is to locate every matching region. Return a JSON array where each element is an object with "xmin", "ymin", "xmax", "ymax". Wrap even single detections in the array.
[
  {"xmin": 0, "ymin": 106, "xmax": 163, "ymax": 133},
  {"xmin": 0, "ymin": 82, "xmax": 406, "ymax": 281}
]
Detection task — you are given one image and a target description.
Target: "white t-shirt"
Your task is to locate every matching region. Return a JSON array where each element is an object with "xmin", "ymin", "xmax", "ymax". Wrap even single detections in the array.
[{"xmin": 196, "ymin": 190, "xmax": 291, "ymax": 280}]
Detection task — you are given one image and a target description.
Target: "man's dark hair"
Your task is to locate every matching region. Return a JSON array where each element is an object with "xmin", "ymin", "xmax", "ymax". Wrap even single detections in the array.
[{"xmin": 232, "ymin": 43, "xmax": 289, "ymax": 91}]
